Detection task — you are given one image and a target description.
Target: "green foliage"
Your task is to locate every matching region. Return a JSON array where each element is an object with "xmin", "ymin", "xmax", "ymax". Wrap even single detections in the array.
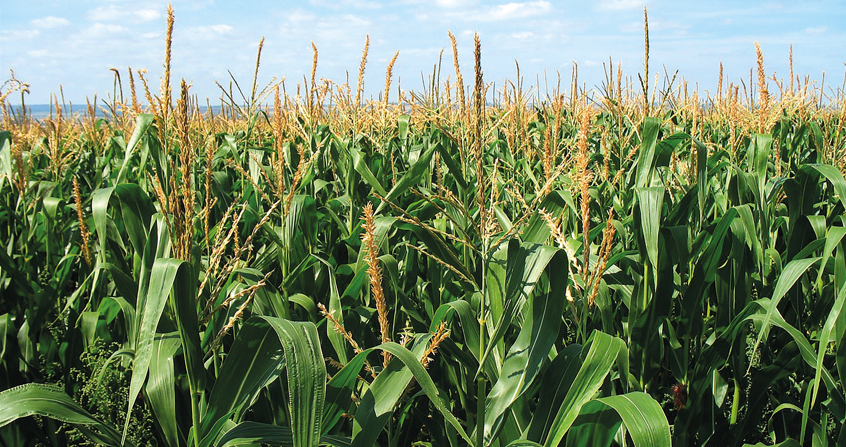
[{"xmin": 1, "ymin": 73, "xmax": 845, "ymax": 447}]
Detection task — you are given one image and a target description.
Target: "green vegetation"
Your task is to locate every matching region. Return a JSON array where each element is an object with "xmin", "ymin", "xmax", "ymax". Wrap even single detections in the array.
[{"xmin": 1, "ymin": 7, "xmax": 845, "ymax": 447}]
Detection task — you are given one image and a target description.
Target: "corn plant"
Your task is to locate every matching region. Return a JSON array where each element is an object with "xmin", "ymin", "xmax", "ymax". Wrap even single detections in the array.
[{"xmin": 1, "ymin": 7, "xmax": 845, "ymax": 447}]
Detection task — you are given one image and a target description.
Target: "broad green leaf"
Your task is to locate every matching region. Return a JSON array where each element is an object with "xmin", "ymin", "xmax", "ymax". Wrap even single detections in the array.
[
  {"xmin": 167, "ymin": 259, "xmax": 205, "ymax": 415},
  {"xmin": 351, "ymin": 341, "xmax": 473, "ymax": 446},
  {"xmin": 635, "ymin": 186, "xmax": 664, "ymax": 273},
  {"xmin": 526, "ymin": 344, "xmax": 583, "ymax": 442},
  {"xmin": 148, "ymin": 333, "xmax": 181, "ymax": 447},
  {"xmin": 323, "ymin": 352, "xmax": 370, "ymax": 435},
  {"xmin": 565, "ymin": 400, "xmax": 620, "ymax": 447},
  {"xmin": 216, "ymin": 421, "xmax": 350, "ymax": 447},
  {"xmin": 313, "ymin": 255, "xmax": 348, "ymax": 364},
  {"xmin": 0, "ymin": 131, "xmax": 10, "ymax": 190},
  {"xmin": 750, "ymin": 256, "xmax": 820, "ymax": 368},
  {"xmin": 746, "ymin": 299, "xmax": 845, "ymax": 422},
  {"xmin": 811, "ymin": 282, "xmax": 846, "ymax": 407},
  {"xmin": 817, "ymin": 226, "xmax": 846, "ymax": 286},
  {"xmin": 350, "ymin": 145, "xmax": 388, "ymax": 197},
  {"xmin": 634, "ymin": 117, "xmax": 661, "ymax": 189},
  {"xmin": 479, "ymin": 242, "xmax": 560, "ymax": 378},
  {"xmin": 435, "ymin": 135, "xmax": 468, "ymax": 189},
  {"xmin": 376, "ymin": 140, "xmax": 436, "ymax": 213},
  {"xmin": 484, "ymin": 250, "xmax": 568, "ymax": 444},
  {"xmin": 351, "ymin": 340, "xmax": 429, "ymax": 447},
  {"xmin": 693, "ymin": 136, "xmax": 708, "ymax": 230},
  {"xmin": 806, "ymin": 163, "xmax": 846, "ymax": 210},
  {"xmin": 116, "ymin": 113, "xmax": 154, "ymax": 183},
  {"xmin": 261, "ymin": 317, "xmax": 326, "ymax": 447},
  {"xmin": 543, "ymin": 331, "xmax": 625, "ymax": 447},
  {"xmin": 199, "ymin": 318, "xmax": 286, "ymax": 445},
  {"xmin": 742, "ymin": 441, "xmax": 801, "ymax": 447},
  {"xmin": 0, "ymin": 384, "xmax": 132, "ymax": 447},
  {"xmin": 591, "ymin": 393, "xmax": 670, "ymax": 447},
  {"xmin": 124, "ymin": 257, "xmax": 185, "ymax": 444}
]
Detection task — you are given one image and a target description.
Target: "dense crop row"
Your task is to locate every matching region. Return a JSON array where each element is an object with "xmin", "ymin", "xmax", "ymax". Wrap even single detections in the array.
[{"xmin": 1, "ymin": 10, "xmax": 846, "ymax": 446}]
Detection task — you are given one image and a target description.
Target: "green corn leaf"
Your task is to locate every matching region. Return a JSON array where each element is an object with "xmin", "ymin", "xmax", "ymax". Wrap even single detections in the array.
[
  {"xmin": 811, "ymin": 282, "xmax": 846, "ymax": 408},
  {"xmin": 742, "ymin": 441, "xmax": 801, "ymax": 447},
  {"xmin": 322, "ymin": 352, "xmax": 370, "ymax": 435},
  {"xmin": 376, "ymin": 140, "xmax": 436, "ymax": 213},
  {"xmin": 693, "ymin": 136, "xmax": 708, "ymax": 230},
  {"xmin": 543, "ymin": 331, "xmax": 625, "ymax": 447},
  {"xmin": 148, "ymin": 332, "xmax": 181, "ymax": 447},
  {"xmin": 591, "ymin": 393, "xmax": 670, "ymax": 447},
  {"xmin": 0, "ymin": 131, "xmax": 10, "ymax": 190},
  {"xmin": 435, "ymin": 135, "xmax": 467, "ymax": 189},
  {"xmin": 749, "ymin": 256, "xmax": 820, "ymax": 370},
  {"xmin": 526, "ymin": 344, "xmax": 583, "ymax": 442},
  {"xmin": 484, "ymin": 250, "xmax": 568, "ymax": 444},
  {"xmin": 479, "ymin": 242, "xmax": 561, "ymax": 379},
  {"xmin": 216, "ymin": 421, "xmax": 350, "ymax": 447},
  {"xmin": 635, "ymin": 186, "xmax": 664, "ymax": 273},
  {"xmin": 262, "ymin": 317, "xmax": 325, "ymax": 447},
  {"xmin": 124, "ymin": 257, "xmax": 186, "ymax": 444},
  {"xmin": 199, "ymin": 318, "xmax": 286, "ymax": 445},
  {"xmin": 805, "ymin": 163, "xmax": 846, "ymax": 210},
  {"xmin": 0, "ymin": 383, "xmax": 132, "ymax": 447},
  {"xmin": 817, "ymin": 226, "xmax": 846, "ymax": 286},
  {"xmin": 746, "ymin": 299, "xmax": 845, "ymax": 423},
  {"xmin": 351, "ymin": 341, "xmax": 473, "ymax": 446},
  {"xmin": 351, "ymin": 340, "xmax": 429, "ymax": 447},
  {"xmin": 313, "ymin": 255, "xmax": 348, "ymax": 364},
  {"xmin": 634, "ymin": 117, "xmax": 661, "ymax": 189},
  {"xmin": 430, "ymin": 300, "xmax": 487, "ymax": 372},
  {"xmin": 116, "ymin": 113, "xmax": 154, "ymax": 183},
  {"xmin": 565, "ymin": 400, "xmax": 621, "ymax": 447},
  {"xmin": 350, "ymin": 145, "xmax": 388, "ymax": 197},
  {"xmin": 505, "ymin": 441, "xmax": 544, "ymax": 447},
  {"xmin": 168, "ymin": 262, "xmax": 205, "ymax": 416}
]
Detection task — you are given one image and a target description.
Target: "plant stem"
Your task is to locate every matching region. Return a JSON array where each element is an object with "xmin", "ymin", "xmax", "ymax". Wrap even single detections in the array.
[
  {"xmin": 476, "ymin": 376, "xmax": 486, "ymax": 447},
  {"xmin": 190, "ymin": 387, "xmax": 202, "ymax": 447},
  {"xmin": 730, "ymin": 378, "xmax": 740, "ymax": 425}
]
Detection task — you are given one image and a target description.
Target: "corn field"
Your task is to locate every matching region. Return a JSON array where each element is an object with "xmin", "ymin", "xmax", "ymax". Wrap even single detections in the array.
[{"xmin": 1, "ymin": 8, "xmax": 846, "ymax": 447}]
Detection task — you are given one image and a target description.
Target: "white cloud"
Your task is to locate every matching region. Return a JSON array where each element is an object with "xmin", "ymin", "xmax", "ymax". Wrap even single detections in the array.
[
  {"xmin": 87, "ymin": 5, "xmax": 161, "ymax": 23},
  {"xmin": 597, "ymin": 0, "xmax": 643, "ymax": 12},
  {"xmin": 583, "ymin": 60, "xmax": 600, "ymax": 67},
  {"xmin": 403, "ymin": 47, "xmax": 443, "ymax": 58},
  {"xmin": 85, "ymin": 23, "xmax": 130, "ymax": 38},
  {"xmin": 805, "ymin": 26, "xmax": 827, "ymax": 34},
  {"xmin": 512, "ymin": 31, "xmax": 534, "ymax": 39},
  {"xmin": 0, "ymin": 29, "xmax": 40, "ymax": 41},
  {"xmin": 309, "ymin": 0, "xmax": 382, "ymax": 9},
  {"xmin": 88, "ymin": 6, "xmax": 123, "ymax": 21},
  {"xmin": 32, "ymin": 16, "xmax": 70, "ymax": 28},
  {"xmin": 621, "ymin": 19, "xmax": 687, "ymax": 35},
  {"xmin": 651, "ymin": 20, "xmax": 689, "ymax": 32},
  {"xmin": 435, "ymin": 0, "xmax": 477, "ymax": 7},
  {"xmin": 469, "ymin": 1, "xmax": 553, "ymax": 21},
  {"xmin": 136, "ymin": 9, "xmax": 162, "ymax": 21},
  {"xmin": 184, "ymin": 24, "xmax": 235, "ymax": 39},
  {"xmin": 27, "ymin": 49, "xmax": 51, "ymax": 58},
  {"xmin": 210, "ymin": 25, "xmax": 234, "ymax": 34}
]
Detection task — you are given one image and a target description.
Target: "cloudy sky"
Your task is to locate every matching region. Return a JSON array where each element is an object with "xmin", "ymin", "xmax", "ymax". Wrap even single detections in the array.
[{"xmin": 1, "ymin": 0, "xmax": 844, "ymax": 105}]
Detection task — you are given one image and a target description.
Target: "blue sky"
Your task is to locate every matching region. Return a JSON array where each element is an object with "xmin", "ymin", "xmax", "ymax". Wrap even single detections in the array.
[{"xmin": 1, "ymin": 0, "xmax": 844, "ymax": 105}]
